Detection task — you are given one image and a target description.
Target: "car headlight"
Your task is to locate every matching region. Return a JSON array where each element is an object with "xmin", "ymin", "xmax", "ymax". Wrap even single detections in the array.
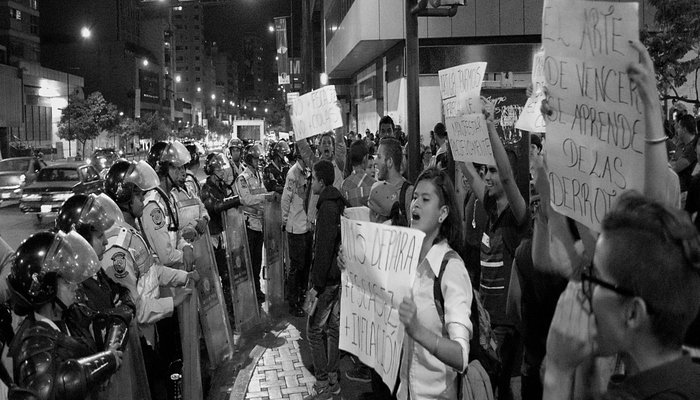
[
  {"xmin": 86, "ymin": 158, "xmax": 92, "ymax": 165},
  {"xmin": 100, "ymin": 159, "xmax": 106, "ymax": 167},
  {"xmin": 52, "ymin": 192, "xmax": 72, "ymax": 202},
  {"xmin": 19, "ymin": 174, "xmax": 25, "ymax": 186},
  {"xmin": 22, "ymin": 193, "xmax": 40, "ymax": 201}
]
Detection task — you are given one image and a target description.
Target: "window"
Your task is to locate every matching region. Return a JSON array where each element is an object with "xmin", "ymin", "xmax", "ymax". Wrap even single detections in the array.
[
  {"xmin": 195, "ymin": 56, "xmax": 200, "ymax": 61},
  {"xmin": 196, "ymin": 77, "xmax": 201, "ymax": 82},
  {"xmin": 30, "ymin": 0, "xmax": 37, "ymax": 9},
  {"xmin": 195, "ymin": 67, "xmax": 200, "ymax": 71},
  {"xmin": 9, "ymin": 9, "xmax": 21, "ymax": 20}
]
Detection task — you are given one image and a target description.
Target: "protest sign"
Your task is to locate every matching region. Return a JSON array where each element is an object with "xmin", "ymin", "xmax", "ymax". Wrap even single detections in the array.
[
  {"xmin": 289, "ymin": 86, "xmax": 343, "ymax": 140},
  {"xmin": 438, "ymin": 62, "xmax": 494, "ymax": 165},
  {"xmin": 339, "ymin": 218, "xmax": 425, "ymax": 390},
  {"xmin": 542, "ymin": 0, "xmax": 644, "ymax": 231},
  {"xmin": 344, "ymin": 206, "xmax": 370, "ymax": 221},
  {"xmin": 515, "ymin": 50, "xmax": 547, "ymax": 133}
]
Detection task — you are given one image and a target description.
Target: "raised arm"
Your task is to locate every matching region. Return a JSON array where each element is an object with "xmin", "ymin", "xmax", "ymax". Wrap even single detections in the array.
[
  {"xmin": 485, "ymin": 111, "xmax": 528, "ymax": 224},
  {"xmin": 458, "ymin": 161, "xmax": 486, "ymax": 204}
]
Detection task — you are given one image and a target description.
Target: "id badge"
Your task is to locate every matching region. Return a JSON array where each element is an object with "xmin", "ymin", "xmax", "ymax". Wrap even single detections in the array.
[{"xmin": 482, "ymin": 232, "xmax": 491, "ymax": 249}]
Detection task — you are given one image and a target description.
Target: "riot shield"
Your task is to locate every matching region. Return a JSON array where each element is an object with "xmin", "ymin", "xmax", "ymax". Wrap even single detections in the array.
[
  {"xmin": 192, "ymin": 229, "xmax": 235, "ymax": 367},
  {"xmin": 222, "ymin": 208, "xmax": 261, "ymax": 332},
  {"xmin": 264, "ymin": 194, "xmax": 285, "ymax": 308},
  {"xmin": 104, "ymin": 320, "xmax": 151, "ymax": 400}
]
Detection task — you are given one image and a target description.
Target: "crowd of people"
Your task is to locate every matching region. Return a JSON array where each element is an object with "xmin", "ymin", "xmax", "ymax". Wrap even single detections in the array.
[{"xmin": 0, "ymin": 40, "xmax": 698, "ymax": 400}]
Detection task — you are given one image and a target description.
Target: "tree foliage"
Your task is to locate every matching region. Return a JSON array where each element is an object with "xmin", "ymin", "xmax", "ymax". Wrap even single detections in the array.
[
  {"xmin": 207, "ymin": 117, "xmax": 230, "ymax": 136},
  {"xmin": 138, "ymin": 112, "xmax": 172, "ymax": 142},
  {"xmin": 57, "ymin": 92, "xmax": 119, "ymax": 156},
  {"xmin": 642, "ymin": 0, "xmax": 700, "ymax": 103}
]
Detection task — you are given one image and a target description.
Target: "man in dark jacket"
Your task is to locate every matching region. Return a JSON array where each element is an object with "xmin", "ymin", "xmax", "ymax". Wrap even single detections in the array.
[{"xmin": 305, "ymin": 160, "xmax": 347, "ymax": 400}]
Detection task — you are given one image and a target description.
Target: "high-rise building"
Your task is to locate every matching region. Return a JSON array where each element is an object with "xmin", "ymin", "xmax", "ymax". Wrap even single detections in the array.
[
  {"xmin": 0, "ymin": 0, "xmax": 40, "ymax": 65},
  {"xmin": 172, "ymin": 2, "xmax": 210, "ymax": 125},
  {"xmin": 214, "ymin": 49, "xmax": 238, "ymax": 122},
  {"xmin": 40, "ymin": 0, "xmax": 171, "ymax": 121}
]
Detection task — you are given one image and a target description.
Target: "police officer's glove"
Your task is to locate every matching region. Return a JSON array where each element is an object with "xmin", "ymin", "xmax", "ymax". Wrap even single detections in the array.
[
  {"xmin": 182, "ymin": 226, "xmax": 198, "ymax": 242},
  {"xmin": 221, "ymin": 195, "xmax": 241, "ymax": 211},
  {"xmin": 195, "ymin": 217, "xmax": 208, "ymax": 235}
]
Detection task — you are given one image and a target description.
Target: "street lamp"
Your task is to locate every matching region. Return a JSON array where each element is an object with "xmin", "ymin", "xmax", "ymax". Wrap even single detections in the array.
[
  {"xmin": 268, "ymin": 25, "xmax": 274, "ymax": 33},
  {"xmin": 175, "ymin": 75, "xmax": 181, "ymax": 83},
  {"xmin": 80, "ymin": 26, "xmax": 92, "ymax": 39},
  {"xmin": 211, "ymin": 94, "xmax": 216, "ymax": 100},
  {"xmin": 197, "ymin": 87, "xmax": 202, "ymax": 92},
  {"xmin": 142, "ymin": 59, "xmax": 149, "ymax": 67}
]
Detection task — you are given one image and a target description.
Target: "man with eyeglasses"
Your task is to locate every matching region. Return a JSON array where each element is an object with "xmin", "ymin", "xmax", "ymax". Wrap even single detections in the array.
[{"xmin": 544, "ymin": 192, "xmax": 700, "ymax": 400}]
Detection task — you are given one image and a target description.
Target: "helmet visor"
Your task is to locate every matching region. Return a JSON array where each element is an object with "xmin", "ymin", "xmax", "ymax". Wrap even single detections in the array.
[
  {"xmin": 44, "ymin": 230, "xmax": 101, "ymax": 284},
  {"xmin": 95, "ymin": 193, "xmax": 125, "ymax": 225},
  {"xmin": 162, "ymin": 142, "xmax": 192, "ymax": 168},
  {"xmin": 78, "ymin": 195, "xmax": 115, "ymax": 233},
  {"xmin": 125, "ymin": 160, "xmax": 160, "ymax": 191}
]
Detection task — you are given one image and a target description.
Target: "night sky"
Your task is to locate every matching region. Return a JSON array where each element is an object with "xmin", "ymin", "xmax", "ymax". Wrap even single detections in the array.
[{"xmin": 203, "ymin": 0, "xmax": 291, "ymax": 54}]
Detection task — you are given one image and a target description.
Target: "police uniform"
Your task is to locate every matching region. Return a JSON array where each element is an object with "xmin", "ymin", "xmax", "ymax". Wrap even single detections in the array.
[
  {"xmin": 138, "ymin": 188, "xmax": 191, "ymax": 269},
  {"xmin": 102, "ymin": 222, "xmax": 189, "ymax": 346},
  {"xmin": 171, "ymin": 185, "xmax": 209, "ymax": 236},
  {"xmin": 263, "ymin": 160, "xmax": 289, "ymax": 194},
  {"xmin": 235, "ymin": 165, "xmax": 268, "ymax": 297},
  {"xmin": 184, "ymin": 172, "xmax": 202, "ymax": 198}
]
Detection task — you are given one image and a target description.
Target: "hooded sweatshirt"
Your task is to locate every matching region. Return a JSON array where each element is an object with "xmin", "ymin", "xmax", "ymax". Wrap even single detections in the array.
[{"xmin": 310, "ymin": 185, "xmax": 347, "ymax": 289}]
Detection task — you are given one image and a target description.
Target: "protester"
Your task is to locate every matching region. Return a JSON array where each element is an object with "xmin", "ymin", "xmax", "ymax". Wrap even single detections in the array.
[
  {"xmin": 544, "ymin": 192, "xmax": 700, "ymax": 400},
  {"xmin": 430, "ymin": 122, "xmax": 449, "ymax": 171},
  {"xmin": 397, "ymin": 167, "xmax": 472, "ymax": 400},
  {"xmin": 7, "ymin": 231, "xmax": 123, "ymax": 399},
  {"xmin": 341, "ymin": 140, "xmax": 375, "ymax": 208},
  {"xmin": 368, "ymin": 137, "xmax": 413, "ymax": 225},
  {"xmin": 670, "ymin": 114, "xmax": 698, "ymax": 197},
  {"xmin": 378, "ymin": 115, "xmax": 395, "ymax": 139},
  {"xmin": 459, "ymin": 107, "xmax": 528, "ymax": 400},
  {"xmin": 281, "ymin": 153, "xmax": 312, "ymax": 317},
  {"xmin": 304, "ymin": 160, "xmax": 347, "ymax": 400}
]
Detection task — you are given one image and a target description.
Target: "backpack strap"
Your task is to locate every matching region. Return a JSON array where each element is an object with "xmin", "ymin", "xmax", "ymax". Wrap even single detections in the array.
[
  {"xmin": 399, "ymin": 181, "xmax": 411, "ymax": 221},
  {"xmin": 433, "ymin": 249, "xmax": 459, "ymax": 325}
]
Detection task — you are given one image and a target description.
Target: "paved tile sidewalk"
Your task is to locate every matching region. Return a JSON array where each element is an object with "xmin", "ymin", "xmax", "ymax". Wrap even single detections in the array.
[{"xmin": 242, "ymin": 324, "xmax": 316, "ymax": 400}]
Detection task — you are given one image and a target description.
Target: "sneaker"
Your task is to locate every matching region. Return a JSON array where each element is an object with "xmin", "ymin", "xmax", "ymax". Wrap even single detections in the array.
[
  {"xmin": 344, "ymin": 365, "xmax": 371, "ymax": 383},
  {"xmin": 303, "ymin": 382, "xmax": 333, "ymax": 400}
]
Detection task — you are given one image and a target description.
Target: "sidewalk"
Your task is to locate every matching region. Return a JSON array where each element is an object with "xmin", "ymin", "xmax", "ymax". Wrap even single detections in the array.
[{"xmin": 207, "ymin": 307, "xmax": 372, "ymax": 400}]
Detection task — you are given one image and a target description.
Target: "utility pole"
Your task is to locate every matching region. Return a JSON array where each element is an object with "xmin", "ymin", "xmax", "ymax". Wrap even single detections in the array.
[{"xmin": 407, "ymin": 0, "xmax": 460, "ymax": 182}]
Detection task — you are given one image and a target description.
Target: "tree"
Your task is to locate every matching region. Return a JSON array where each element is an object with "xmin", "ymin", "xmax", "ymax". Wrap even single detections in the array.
[
  {"xmin": 113, "ymin": 117, "xmax": 141, "ymax": 150},
  {"xmin": 57, "ymin": 92, "xmax": 119, "ymax": 157},
  {"xmin": 191, "ymin": 125, "xmax": 206, "ymax": 141},
  {"xmin": 138, "ymin": 112, "xmax": 171, "ymax": 142},
  {"xmin": 207, "ymin": 116, "xmax": 230, "ymax": 136},
  {"xmin": 642, "ymin": 0, "xmax": 700, "ymax": 104}
]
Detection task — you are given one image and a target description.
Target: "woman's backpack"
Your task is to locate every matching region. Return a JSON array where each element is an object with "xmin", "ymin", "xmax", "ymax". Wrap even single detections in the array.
[{"xmin": 434, "ymin": 251, "xmax": 501, "ymax": 400}]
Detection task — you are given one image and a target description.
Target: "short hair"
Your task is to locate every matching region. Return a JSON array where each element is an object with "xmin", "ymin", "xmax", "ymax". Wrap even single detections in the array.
[
  {"xmin": 600, "ymin": 191, "xmax": 700, "ymax": 347},
  {"xmin": 434, "ymin": 122, "xmax": 447, "ymax": 139},
  {"xmin": 378, "ymin": 137, "xmax": 402, "ymax": 172},
  {"xmin": 349, "ymin": 140, "xmax": 369, "ymax": 167},
  {"xmin": 415, "ymin": 167, "xmax": 463, "ymax": 254},
  {"xmin": 530, "ymin": 134, "xmax": 543, "ymax": 152},
  {"xmin": 379, "ymin": 115, "xmax": 395, "ymax": 130},
  {"xmin": 313, "ymin": 160, "xmax": 335, "ymax": 187},
  {"xmin": 677, "ymin": 114, "xmax": 698, "ymax": 135}
]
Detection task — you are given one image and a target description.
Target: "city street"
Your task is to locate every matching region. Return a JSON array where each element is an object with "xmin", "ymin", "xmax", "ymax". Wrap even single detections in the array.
[{"xmin": 0, "ymin": 201, "xmax": 53, "ymax": 250}]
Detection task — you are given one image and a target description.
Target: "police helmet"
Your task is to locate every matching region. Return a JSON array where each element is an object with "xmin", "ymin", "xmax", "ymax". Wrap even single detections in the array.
[
  {"xmin": 244, "ymin": 144, "xmax": 262, "ymax": 165},
  {"xmin": 185, "ymin": 143, "xmax": 200, "ymax": 169},
  {"xmin": 274, "ymin": 141, "xmax": 291, "ymax": 159},
  {"xmin": 204, "ymin": 153, "xmax": 228, "ymax": 176},
  {"xmin": 105, "ymin": 160, "xmax": 160, "ymax": 205},
  {"xmin": 8, "ymin": 231, "xmax": 101, "ymax": 314},
  {"xmin": 55, "ymin": 194, "xmax": 116, "ymax": 235},
  {"xmin": 147, "ymin": 141, "xmax": 168, "ymax": 170}
]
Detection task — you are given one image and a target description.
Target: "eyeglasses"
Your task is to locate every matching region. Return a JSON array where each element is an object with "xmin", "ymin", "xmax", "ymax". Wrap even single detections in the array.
[{"xmin": 581, "ymin": 262, "xmax": 636, "ymax": 305}]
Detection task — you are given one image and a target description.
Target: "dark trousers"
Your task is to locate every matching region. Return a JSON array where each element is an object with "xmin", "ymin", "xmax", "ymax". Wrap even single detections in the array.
[
  {"xmin": 493, "ymin": 324, "xmax": 520, "ymax": 400},
  {"xmin": 307, "ymin": 285, "xmax": 341, "ymax": 383},
  {"xmin": 247, "ymin": 227, "xmax": 264, "ymax": 297},
  {"xmin": 287, "ymin": 231, "xmax": 313, "ymax": 308}
]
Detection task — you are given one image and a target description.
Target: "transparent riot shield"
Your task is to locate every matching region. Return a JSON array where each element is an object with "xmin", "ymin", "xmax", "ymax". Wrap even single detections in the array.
[
  {"xmin": 264, "ymin": 193, "xmax": 285, "ymax": 308},
  {"xmin": 222, "ymin": 208, "xmax": 261, "ymax": 332}
]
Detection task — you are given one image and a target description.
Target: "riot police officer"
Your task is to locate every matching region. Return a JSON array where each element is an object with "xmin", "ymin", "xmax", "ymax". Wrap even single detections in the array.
[
  {"xmin": 227, "ymin": 138, "xmax": 245, "ymax": 180},
  {"xmin": 264, "ymin": 140, "xmax": 291, "ymax": 194},
  {"xmin": 184, "ymin": 143, "xmax": 202, "ymax": 197},
  {"xmin": 235, "ymin": 144, "xmax": 270, "ymax": 303},
  {"xmin": 141, "ymin": 142, "xmax": 196, "ymax": 270},
  {"xmin": 7, "ymin": 231, "xmax": 123, "ymax": 400},
  {"xmin": 104, "ymin": 160, "xmax": 197, "ymax": 400}
]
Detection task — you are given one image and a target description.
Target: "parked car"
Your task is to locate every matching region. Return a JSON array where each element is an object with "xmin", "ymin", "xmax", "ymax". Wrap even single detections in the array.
[
  {"xmin": 20, "ymin": 162, "xmax": 103, "ymax": 222},
  {"xmin": 0, "ymin": 156, "xmax": 47, "ymax": 201},
  {"xmin": 87, "ymin": 148, "xmax": 121, "ymax": 178}
]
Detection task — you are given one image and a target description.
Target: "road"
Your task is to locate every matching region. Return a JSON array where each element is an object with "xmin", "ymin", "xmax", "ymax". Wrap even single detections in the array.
[{"xmin": 0, "ymin": 201, "xmax": 54, "ymax": 250}]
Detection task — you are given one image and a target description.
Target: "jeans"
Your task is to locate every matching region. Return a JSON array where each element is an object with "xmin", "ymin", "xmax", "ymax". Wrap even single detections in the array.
[
  {"xmin": 247, "ymin": 228, "xmax": 264, "ymax": 297},
  {"xmin": 287, "ymin": 231, "xmax": 313, "ymax": 308},
  {"xmin": 307, "ymin": 285, "xmax": 341, "ymax": 383}
]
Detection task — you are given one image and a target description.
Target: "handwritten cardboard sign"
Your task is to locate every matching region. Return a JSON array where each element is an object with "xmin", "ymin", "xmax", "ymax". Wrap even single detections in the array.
[
  {"xmin": 339, "ymin": 217, "xmax": 425, "ymax": 390},
  {"xmin": 516, "ymin": 50, "xmax": 547, "ymax": 133},
  {"xmin": 542, "ymin": 0, "xmax": 645, "ymax": 231},
  {"xmin": 438, "ymin": 62, "xmax": 495, "ymax": 165},
  {"xmin": 289, "ymin": 86, "xmax": 343, "ymax": 140}
]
